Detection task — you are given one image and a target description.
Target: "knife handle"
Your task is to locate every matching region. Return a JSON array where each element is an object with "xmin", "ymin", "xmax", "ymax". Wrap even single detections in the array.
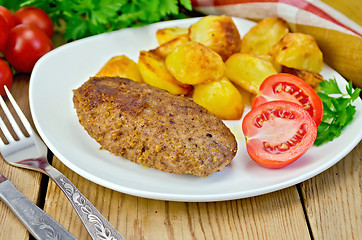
[{"xmin": 0, "ymin": 178, "xmax": 77, "ymax": 240}]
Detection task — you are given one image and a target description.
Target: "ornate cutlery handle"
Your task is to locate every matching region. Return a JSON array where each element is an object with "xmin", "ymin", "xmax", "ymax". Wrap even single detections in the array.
[
  {"xmin": 0, "ymin": 177, "xmax": 77, "ymax": 240},
  {"xmin": 47, "ymin": 167, "xmax": 125, "ymax": 240}
]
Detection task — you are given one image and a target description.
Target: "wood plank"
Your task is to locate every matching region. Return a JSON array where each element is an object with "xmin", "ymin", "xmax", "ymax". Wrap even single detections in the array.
[
  {"xmin": 300, "ymin": 141, "xmax": 361, "ymax": 240},
  {"xmin": 43, "ymin": 156, "xmax": 310, "ymax": 239},
  {"xmin": 0, "ymin": 76, "xmax": 43, "ymax": 240}
]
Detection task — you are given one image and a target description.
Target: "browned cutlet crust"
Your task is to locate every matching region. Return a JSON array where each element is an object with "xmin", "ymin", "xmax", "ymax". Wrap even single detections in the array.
[{"xmin": 73, "ymin": 76, "xmax": 237, "ymax": 177}]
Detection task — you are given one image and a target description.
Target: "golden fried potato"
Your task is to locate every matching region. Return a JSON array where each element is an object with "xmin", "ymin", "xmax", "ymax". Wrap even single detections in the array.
[
  {"xmin": 257, "ymin": 54, "xmax": 282, "ymax": 73},
  {"xmin": 234, "ymin": 83, "xmax": 254, "ymax": 106},
  {"xmin": 249, "ymin": 93, "xmax": 257, "ymax": 106},
  {"xmin": 193, "ymin": 76, "xmax": 244, "ymax": 120},
  {"xmin": 138, "ymin": 51, "xmax": 192, "ymax": 95},
  {"xmin": 189, "ymin": 15, "xmax": 241, "ymax": 61},
  {"xmin": 165, "ymin": 42, "xmax": 224, "ymax": 85},
  {"xmin": 150, "ymin": 35, "xmax": 189, "ymax": 59},
  {"xmin": 96, "ymin": 55, "xmax": 143, "ymax": 82},
  {"xmin": 156, "ymin": 27, "xmax": 188, "ymax": 45},
  {"xmin": 241, "ymin": 17, "xmax": 289, "ymax": 55},
  {"xmin": 225, "ymin": 53, "xmax": 278, "ymax": 94},
  {"xmin": 269, "ymin": 33, "xmax": 323, "ymax": 73},
  {"xmin": 282, "ymin": 67, "xmax": 324, "ymax": 89}
]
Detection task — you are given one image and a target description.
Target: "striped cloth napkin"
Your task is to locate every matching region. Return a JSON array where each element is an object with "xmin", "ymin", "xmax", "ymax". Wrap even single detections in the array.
[{"xmin": 191, "ymin": 0, "xmax": 362, "ymax": 88}]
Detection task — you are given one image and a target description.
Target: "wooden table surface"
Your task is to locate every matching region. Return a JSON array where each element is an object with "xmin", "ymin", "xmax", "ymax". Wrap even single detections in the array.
[{"xmin": 1, "ymin": 5, "xmax": 361, "ymax": 239}]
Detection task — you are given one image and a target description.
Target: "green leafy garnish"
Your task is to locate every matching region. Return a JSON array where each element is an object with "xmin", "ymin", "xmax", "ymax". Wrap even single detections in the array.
[
  {"xmin": 0, "ymin": 0, "xmax": 193, "ymax": 40},
  {"xmin": 315, "ymin": 78, "xmax": 361, "ymax": 146}
]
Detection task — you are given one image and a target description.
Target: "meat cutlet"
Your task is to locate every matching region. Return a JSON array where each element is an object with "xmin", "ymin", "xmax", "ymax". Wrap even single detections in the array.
[{"xmin": 73, "ymin": 76, "xmax": 237, "ymax": 177}]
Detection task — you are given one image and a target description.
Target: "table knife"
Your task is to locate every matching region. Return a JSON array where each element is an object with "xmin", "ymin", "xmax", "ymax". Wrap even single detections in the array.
[{"xmin": 0, "ymin": 173, "xmax": 77, "ymax": 240}]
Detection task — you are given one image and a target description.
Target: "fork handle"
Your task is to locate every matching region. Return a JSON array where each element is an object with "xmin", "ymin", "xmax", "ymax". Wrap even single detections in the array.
[
  {"xmin": 0, "ymin": 179, "xmax": 77, "ymax": 240},
  {"xmin": 46, "ymin": 167, "xmax": 125, "ymax": 240}
]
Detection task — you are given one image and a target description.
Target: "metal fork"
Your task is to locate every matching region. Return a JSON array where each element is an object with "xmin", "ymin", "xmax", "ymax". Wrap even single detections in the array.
[{"xmin": 0, "ymin": 86, "xmax": 125, "ymax": 240}]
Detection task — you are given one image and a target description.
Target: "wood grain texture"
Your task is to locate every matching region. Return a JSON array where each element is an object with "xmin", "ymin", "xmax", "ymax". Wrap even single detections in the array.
[
  {"xmin": 300, "ymin": 141, "xmax": 361, "ymax": 240},
  {"xmin": 0, "ymin": 76, "xmax": 43, "ymax": 240},
  {"xmin": 43, "ymin": 156, "xmax": 310, "ymax": 240}
]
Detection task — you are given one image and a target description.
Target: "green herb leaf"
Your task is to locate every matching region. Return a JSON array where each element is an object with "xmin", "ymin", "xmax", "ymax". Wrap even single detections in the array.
[
  {"xmin": 319, "ymin": 78, "xmax": 343, "ymax": 95},
  {"xmin": 180, "ymin": 0, "xmax": 192, "ymax": 10},
  {"xmin": 64, "ymin": 16, "xmax": 88, "ymax": 40},
  {"xmin": 315, "ymin": 78, "xmax": 361, "ymax": 146},
  {"xmin": 351, "ymin": 87, "xmax": 361, "ymax": 101},
  {"xmin": 159, "ymin": 0, "xmax": 179, "ymax": 16}
]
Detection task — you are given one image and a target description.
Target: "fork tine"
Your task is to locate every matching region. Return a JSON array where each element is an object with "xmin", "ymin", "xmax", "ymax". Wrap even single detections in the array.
[
  {"xmin": 0, "ymin": 103, "xmax": 14, "ymax": 143},
  {"xmin": 0, "ymin": 87, "xmax": 26, "ymax": 140},
  {"xmin": 4, "ymin": 86, "xmax": 34, "ymax": 136}
]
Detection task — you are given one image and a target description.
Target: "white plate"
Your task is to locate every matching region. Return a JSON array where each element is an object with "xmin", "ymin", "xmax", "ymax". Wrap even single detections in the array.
[{"xmin": 29, "ymin": 17, "xmax": 362, "ymax": 202}]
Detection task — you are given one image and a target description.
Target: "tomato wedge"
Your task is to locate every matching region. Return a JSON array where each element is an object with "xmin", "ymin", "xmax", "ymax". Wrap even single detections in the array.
[
  {"xmin": 242, "ymin": 101, "xmax": 317, "ymax": 168},
  {"xmin": 252, "ymin": 73, "xmax": 323, "ymax": 126}
]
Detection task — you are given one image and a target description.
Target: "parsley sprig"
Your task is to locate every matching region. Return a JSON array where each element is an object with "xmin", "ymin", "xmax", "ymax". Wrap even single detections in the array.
[
  {"xmin": 315, "ymin": 78, "xmax": 361, "ymax": 146},
  {"xmin": 0, "ymin": 0, "xmax": 192, "ymax": 40}
]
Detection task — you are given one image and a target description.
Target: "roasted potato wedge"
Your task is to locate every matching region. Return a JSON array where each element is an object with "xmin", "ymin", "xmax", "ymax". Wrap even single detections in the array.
[
  {"xmin": 225, "ymin": 53, "xmax": 278, "ymax": 94},
  {"xmin": 150, "ymin": 35, "xmax": 189, "ymax": 59},
  {"xmin": 193, "ymin": 76, "xmax": 244, "ymax": 120},
  {"xmin": 257, "ymin": 54, "xmax": 282, "ymax": 73},
  {"xmin": 156, "ymin": 27, "xmax": 188, "ymax": 45},
  {"xmin": 269, "ymin": 33, "xmax": 323, "ymax": 73},
  {"xmin": 234, "ymin": 83, "xmax": 254, "ymax": 106},
  {"xmin": 189, "ymin": 15, "xmax": 241, "ymax": 61},
  {"xmin": 241, "ymin": 17, "xmax": 289, "ymax": 55},
  {"xmin": 138, "ymin": 51, "xmax": 192, "ymax": 95},
  {"xmin": 282, "ymin": 66, "xmax": 324, "ymax": 89},
  {"xmin": 249, "ymin": 93, "xmax": 257, "ymax": 106},
  {"xmin": 95, "ymin": 55, "xmax": 143, "ymax": 82},
  {"xmin": 165, "ymin": 42, "xmax": 224, "ymax": 85}
]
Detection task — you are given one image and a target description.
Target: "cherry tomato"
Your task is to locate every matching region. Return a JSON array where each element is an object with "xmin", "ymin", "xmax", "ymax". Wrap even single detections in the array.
[
  {"xmin": 3, "ymin": 24, "xmax": 53, "ymax": 73},
  {"xmin": 242, "ymin": 101, "xmax": 317, "ymax": 168},
  {"xmin": 0, "ymin": 59, "xmax": 13, "ymax": 96},
  {"xmin": 14, "ymin": 7, "xmax": 53, "ymax": 38},
  {"xmin": 0, "ymin": 15, "xmax": 9, "ymax": 52},
  {"xmin": 252, "ymin": 73, "xmax": 323, "ymax": 126},
  {"xmin": 0, "ymin": 6, "xmax": 16, "ymax": 29}
]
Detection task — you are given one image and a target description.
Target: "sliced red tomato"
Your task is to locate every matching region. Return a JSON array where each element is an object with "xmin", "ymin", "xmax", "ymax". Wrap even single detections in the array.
[
  {"xmin": 252, "ymin": 73, "xmax": 323, "ymax": 126},
  {"xmin": 242, "ymin": 100, "xmax": 317, "ymax": 168}
]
